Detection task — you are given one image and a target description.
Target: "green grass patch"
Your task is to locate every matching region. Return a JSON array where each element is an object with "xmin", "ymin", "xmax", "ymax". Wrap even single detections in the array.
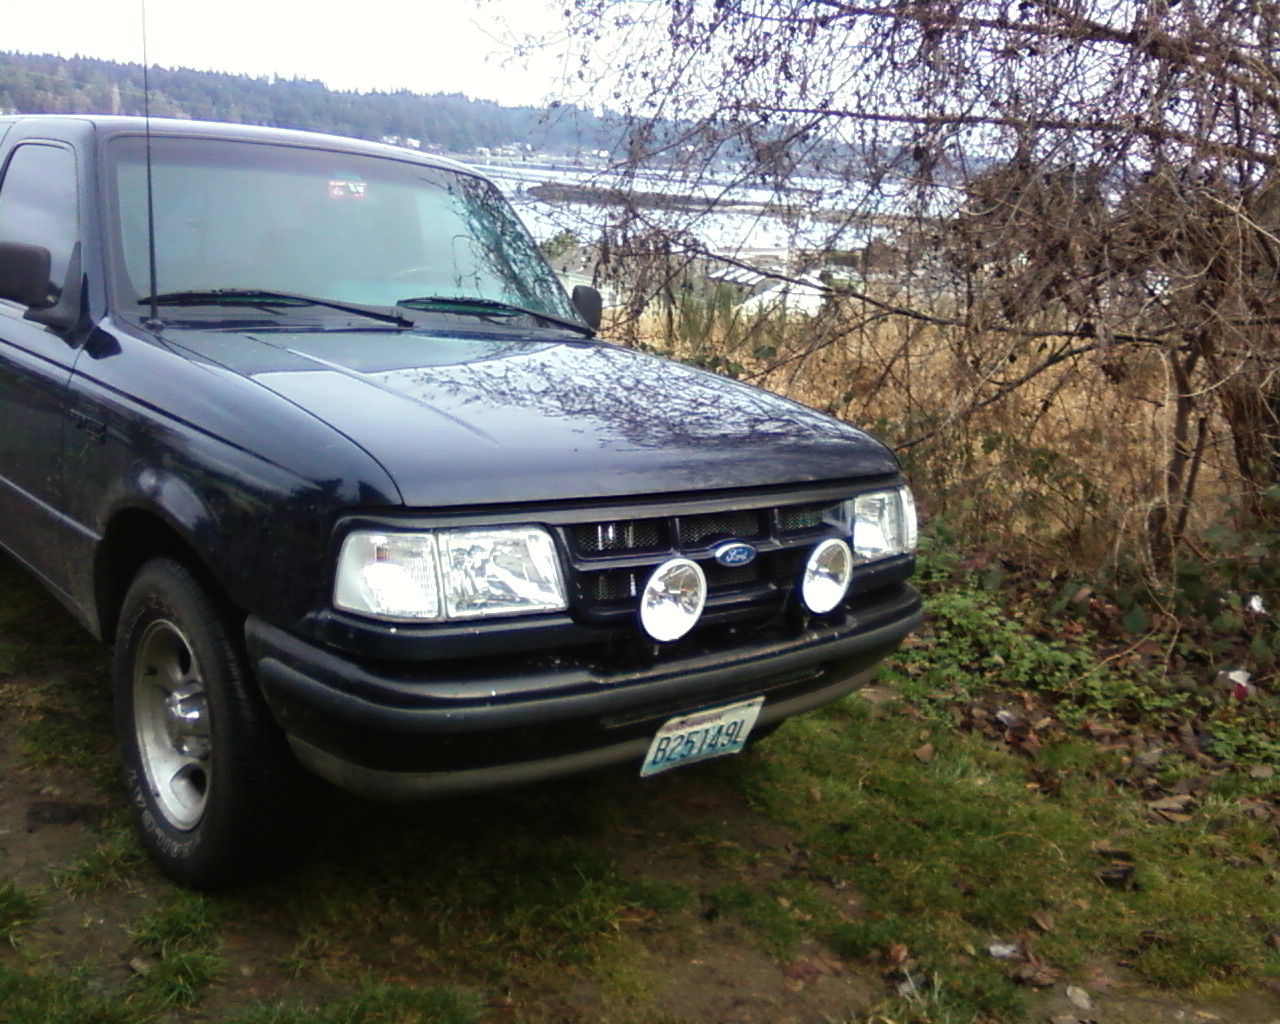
[
  {"xmin": 0, "ymin": 879, "xmax": 39, "ymax": 942},
  {"xmin": 0, "ymin": 556, "xmax": 109, "ymax": 678},
  {"xmin": 0, "ymin": 554, "xmax": 114, "ymax": 782},
  {"xmin": 46, "ymin": 818, "xmax": 147, "ymax": 894},
  {"xmin": 257, "ymin": 782, "xmax": 681, "ymax": 988},
  {"xmin": 729, "ymin": 696, "xmax": 1280, "ymax": 1019},
  {"xmin": 16, "ymin": 698, "xmax": 117, "ymax": 778},
  {"xmin": 705, "ymin": 882, "xmax": 805, "ymax": 957},
  {"xmin": 0, "ymin": 964, "xmax": 143, "ymax": 1024},
  {"xmin": 129, "ymin": 892, "xmax": 227, "ymax": 1006},
  {"xmin": 223, "ymin": 982, "xmax": 482, "ymax": 1024},
  {"xmin": 895, "ymin": 543, "xmax": 1280, "ymax": 766}
]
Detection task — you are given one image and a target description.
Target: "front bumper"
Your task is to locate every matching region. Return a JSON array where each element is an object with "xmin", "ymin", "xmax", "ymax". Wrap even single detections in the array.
[{"xmin": 245, "ymin": 583, "xmax": 922, "ymax": 800}]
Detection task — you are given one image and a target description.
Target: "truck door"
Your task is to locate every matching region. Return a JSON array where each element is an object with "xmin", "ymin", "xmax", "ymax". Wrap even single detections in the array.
[{"xmin": 0, "ymin": 140, "xmax": 82, "ymax": 600}]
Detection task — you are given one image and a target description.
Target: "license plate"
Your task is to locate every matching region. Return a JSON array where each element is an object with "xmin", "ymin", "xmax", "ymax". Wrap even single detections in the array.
[{"xmin": 640, "ymin": 697, "xmax": 765, "ymax": 778}]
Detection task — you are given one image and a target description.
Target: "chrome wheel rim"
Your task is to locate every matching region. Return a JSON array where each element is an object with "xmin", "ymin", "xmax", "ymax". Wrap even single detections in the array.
[{"xmin": 132, "ymin": 619, "xmax": 211, "ymax": 831}]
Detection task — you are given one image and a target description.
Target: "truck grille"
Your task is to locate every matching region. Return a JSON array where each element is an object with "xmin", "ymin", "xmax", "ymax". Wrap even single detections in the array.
[{"xmin": 559, "ymin": 498, "xmax": 840, "ymax": 626}]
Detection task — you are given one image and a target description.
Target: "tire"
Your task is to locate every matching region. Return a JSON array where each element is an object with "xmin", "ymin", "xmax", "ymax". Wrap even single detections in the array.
[{"xmin": 113, "ymin": 557, "xmax": 327, "ymax": 888}]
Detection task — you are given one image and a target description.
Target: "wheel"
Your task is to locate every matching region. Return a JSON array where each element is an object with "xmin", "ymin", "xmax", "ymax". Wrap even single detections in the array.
[{"xmin": 113, "ymin": 558, "xmax": 327, "ymax": 888}]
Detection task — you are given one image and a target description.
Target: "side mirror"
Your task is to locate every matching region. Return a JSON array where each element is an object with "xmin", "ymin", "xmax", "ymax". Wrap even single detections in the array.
[
  {"xmin": 571, "ymin": 284, "xmax": 602, "ymax": 331},
  {"xmin": 0, "ymin": 241, "xmax": 53, "ymax": 309}
]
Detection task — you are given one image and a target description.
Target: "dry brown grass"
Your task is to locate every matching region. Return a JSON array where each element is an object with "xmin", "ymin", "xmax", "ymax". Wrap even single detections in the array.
[{"xmin": 615, "ymin": 293, "xmax": 1248, "ymax": 571}]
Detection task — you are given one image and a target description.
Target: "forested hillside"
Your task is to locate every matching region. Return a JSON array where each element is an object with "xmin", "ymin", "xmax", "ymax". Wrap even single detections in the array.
[{"xmin": 0, "ymin": 51, "xmax": 614, "ymax": 154}]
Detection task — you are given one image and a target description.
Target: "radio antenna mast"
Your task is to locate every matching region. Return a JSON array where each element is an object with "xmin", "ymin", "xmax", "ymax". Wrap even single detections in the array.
[{"xmin": 141, "ymin": 0, "xmax": 160, "ymax": 327}]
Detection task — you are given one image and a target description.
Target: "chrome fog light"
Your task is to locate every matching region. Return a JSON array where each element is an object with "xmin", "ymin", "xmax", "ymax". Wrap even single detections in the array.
[
  {"xmin": 639, "ymin": 557, "xmax": 707, "ymax": 642},
  {"xmin": 801, "ymin": 538, "xmax": 853, "ymax": 614}
]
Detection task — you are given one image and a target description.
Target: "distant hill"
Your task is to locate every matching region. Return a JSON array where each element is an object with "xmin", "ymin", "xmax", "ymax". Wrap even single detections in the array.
[{"xmin": 0, "ymin": 51, "xmax": 617, "ymax": 156}]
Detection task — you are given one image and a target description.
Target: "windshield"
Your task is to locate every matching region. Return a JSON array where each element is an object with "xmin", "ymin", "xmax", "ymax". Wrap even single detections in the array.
[{"xmin": 106, "ymin": 135, "xmax": 580, "ymax": 325}]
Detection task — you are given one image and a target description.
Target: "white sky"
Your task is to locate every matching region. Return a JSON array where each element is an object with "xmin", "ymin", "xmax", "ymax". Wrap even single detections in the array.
[{"xmin": 4, "ymin": 0, "xmax": 579, "ymax": 107}]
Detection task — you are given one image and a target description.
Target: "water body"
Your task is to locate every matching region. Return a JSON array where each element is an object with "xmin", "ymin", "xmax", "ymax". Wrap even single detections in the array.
[{"xmin": 475, "ymin": 162, "xmax": 885, "ymax": 260}]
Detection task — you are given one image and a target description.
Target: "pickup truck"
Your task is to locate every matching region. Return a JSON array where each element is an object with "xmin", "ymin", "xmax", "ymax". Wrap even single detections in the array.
[{"xmin": 0, "ymin": 114, "xmax": 922, "ymax": 888}]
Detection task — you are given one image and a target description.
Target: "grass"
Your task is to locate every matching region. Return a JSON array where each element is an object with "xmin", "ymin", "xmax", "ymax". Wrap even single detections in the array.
[
  {"xmin": 0, "ymin": 552, "xmax": 114, "ymax": 781},
  {"xmin": 621, "ymin": 287, "xmax": 1256, "ymax": 579},
  {"xmin": 732, "ymin": 698, "xmax": 1280, "ymax": 1016},
  {"xmin": 3, "ymin": 545, "xmax": 1280, "ymax": 1022},
  {"xmin": 128, "ymin": 892, "xmax": 227, "ymax": 1006},
  {"xmin": 0, "ymin": 965, "xmax": 141, "ymax": 1024},
  {"xmin": 0, "ymin": 967, "xmax": 481, "ymax": 1024},
  {"xmin": 222, "ymin": 984, "xmax": 483, "ymax": 1024},
  {"xmin": 45, "ymin": 818, "xmax": 147, "ymax": 894},
  {"xmin": 0, "ymin": 879, "xmax": 39, "ymax": 942},
  {"xmin": 258, "ymin": 786, "xmax": 690, "ymax": 987}
]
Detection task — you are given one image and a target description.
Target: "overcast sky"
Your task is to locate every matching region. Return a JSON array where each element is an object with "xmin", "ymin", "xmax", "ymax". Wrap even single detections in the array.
[{"xmin": 4, "ymin": 0, "xmax": 578, "ymax": 107}]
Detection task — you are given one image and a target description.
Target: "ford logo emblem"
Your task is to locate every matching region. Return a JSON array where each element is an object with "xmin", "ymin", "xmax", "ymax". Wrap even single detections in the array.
[{"xmin": 712, "ymin": 541, "xmax": 757, "ymax": 567}]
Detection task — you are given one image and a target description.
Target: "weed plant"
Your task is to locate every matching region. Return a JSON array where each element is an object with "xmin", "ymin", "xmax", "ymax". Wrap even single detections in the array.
[{"xmin": 0, "ymin": 879, "xmax": 38, "ymax": 943}]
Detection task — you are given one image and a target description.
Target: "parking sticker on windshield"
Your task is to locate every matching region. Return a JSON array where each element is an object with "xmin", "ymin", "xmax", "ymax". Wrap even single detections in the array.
[{"xmin": 328, "ymin": 178, "xmax": 367, "ymax": 199}]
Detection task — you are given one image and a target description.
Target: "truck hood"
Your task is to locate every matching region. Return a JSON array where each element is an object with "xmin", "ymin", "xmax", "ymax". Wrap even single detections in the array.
[{"xmin": 172, "ymin": 325, "xmax": 900, "ymax": 507}]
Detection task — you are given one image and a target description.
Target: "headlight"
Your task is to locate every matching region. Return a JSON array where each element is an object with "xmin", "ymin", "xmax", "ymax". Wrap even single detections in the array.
[
  {"xmin": 439, "ymin": 528, "xmax": 566, "ymax": 618},
  {"xmin": 830, "ymin": 486, "xmax": 918, "ymax": 563},
  {"xmin": 334, "ymin": 526, "xmax": 566, "ymax": 621}
]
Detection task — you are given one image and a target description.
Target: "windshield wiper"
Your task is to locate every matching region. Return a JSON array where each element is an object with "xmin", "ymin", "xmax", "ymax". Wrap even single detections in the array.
[
  {"xmin": 140, "ymin": 289, "xmax": 414, "ymax": 327},
  {"xmin": 395, "ymin": 295, "xmax": 593, "ymax": 336}
]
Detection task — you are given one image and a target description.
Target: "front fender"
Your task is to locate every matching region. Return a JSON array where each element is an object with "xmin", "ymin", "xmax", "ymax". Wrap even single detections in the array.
[{"xmin": 62, "ymin": 323, "xmax": 402, "ymax": 638}]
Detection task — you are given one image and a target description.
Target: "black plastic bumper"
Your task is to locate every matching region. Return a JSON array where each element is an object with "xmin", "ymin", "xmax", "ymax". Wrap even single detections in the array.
[{"xmin": 245, "ymin": 585, "xmax": 923, "ymax": 799}]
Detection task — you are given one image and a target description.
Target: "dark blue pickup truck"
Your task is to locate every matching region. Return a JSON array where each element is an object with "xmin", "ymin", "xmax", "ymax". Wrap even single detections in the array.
[{"xmin": 0, "ymin": 114, "xmax": 921, "ymax": 887}]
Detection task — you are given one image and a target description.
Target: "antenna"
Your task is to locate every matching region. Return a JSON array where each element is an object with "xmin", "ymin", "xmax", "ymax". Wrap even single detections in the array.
[{"xmin": 141, "ymin": 0, "xmax": 160, "ymax": 327}]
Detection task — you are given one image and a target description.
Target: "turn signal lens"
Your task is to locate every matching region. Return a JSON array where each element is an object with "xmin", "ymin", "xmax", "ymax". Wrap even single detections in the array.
[
  {"xmin": 847, "ymin": 487, "xmax": 918, "ymax": 562},
  {"xmin": 334, "ymin": 532, "xmax": 442, "ymax": 620}
]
